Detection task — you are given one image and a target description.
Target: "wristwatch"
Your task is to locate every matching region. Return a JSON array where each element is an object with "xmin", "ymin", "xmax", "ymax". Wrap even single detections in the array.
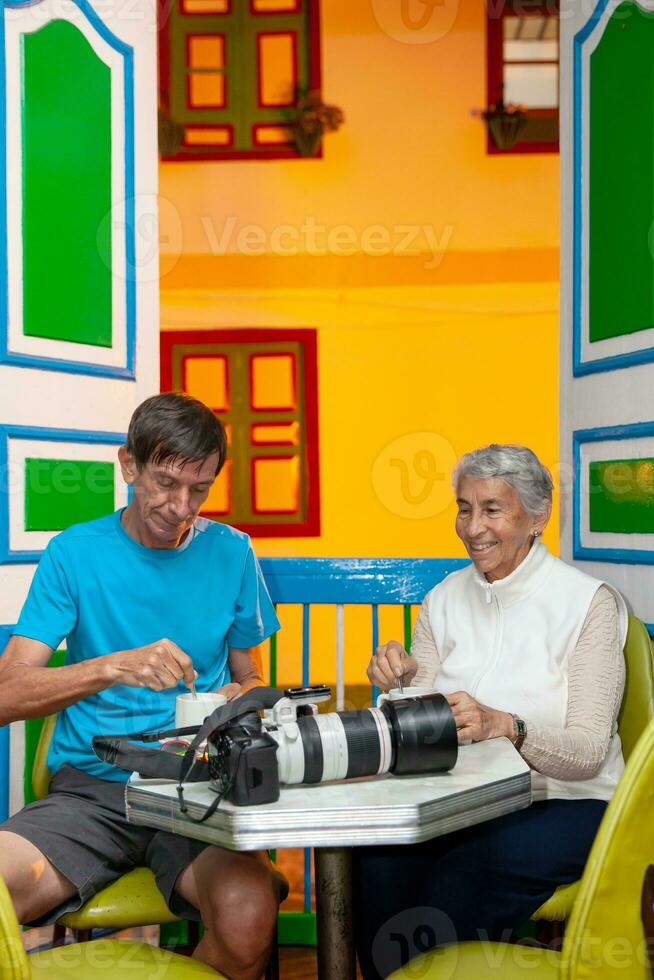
[{"xmin": 511, "ymin": 714, "xmax": 527, "ymax": 752}]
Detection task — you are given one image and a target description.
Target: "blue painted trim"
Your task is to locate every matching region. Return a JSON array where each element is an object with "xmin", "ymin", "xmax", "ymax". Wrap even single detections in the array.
[
  {"xmin": 0, "ymin": 0, "xmax": 136, "ymax": 380},
  {"xmin": 572, "ymin": 0, "xmax": 654, "ymax": 377},
  {"xmin": 0, "ymin": 7, "xmax": 6, "ymax": 394},
  {"xmin": 573, "ymin": 421, "xmax": 654, "ymax": 565},
  {"xmin": 259, "ymin": 558, "xmax": 469, "ymax": 605},
  {"xmin": 0, "ymin": 423, "xmax": 125, "ymax": 564},
  {"xmin": 646, "ymin": 623, "xmax": 654, "ymax": 639}
]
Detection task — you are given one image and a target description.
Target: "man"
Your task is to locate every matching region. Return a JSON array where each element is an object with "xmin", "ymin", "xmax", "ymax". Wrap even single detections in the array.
[{"xmin": 0, "ymin": 392, "xmax": 282, "ymax": 980}]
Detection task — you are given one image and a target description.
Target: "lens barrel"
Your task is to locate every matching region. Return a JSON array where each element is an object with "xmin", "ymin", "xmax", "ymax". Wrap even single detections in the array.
[
  {"xmin": 337, "ymin": 710, "xmax": 384, "ymax": 779},
  {"xmin": 272, "ymin": 693, "xmax": 457, "ymax": 786}
]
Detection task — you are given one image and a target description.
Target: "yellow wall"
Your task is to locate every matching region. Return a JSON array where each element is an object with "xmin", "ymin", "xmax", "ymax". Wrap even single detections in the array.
[
  {"xmin": 159, "ymin": 0, "xmax": 560, "ymax": 684},
  {"xmin": 161, "ymin": 280, "xmax": 559, "ymax": 684}
]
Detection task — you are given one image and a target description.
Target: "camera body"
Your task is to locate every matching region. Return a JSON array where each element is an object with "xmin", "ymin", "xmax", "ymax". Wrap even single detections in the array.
[
  {"xmin": 207, "ymin": 685, "xmax": 457, "ymax": 807},
  {"xmin": 207, "ymin": 687, "xmax": 330, "ymax": 805},
  {"xmin": 207, "ymin": 712, "xmax": 280, "ymax": 806}
]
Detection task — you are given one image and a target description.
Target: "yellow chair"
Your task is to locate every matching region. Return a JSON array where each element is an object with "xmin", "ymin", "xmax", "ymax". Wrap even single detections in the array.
[
  {"xmin": 389, "ymin": 715, "xmax": 654, "ymax": 980},
  {"xmin": 0, "ymin": 871, "xmax": 222, "ymax": 979},
  {"xmin": 31, "ymin": 657, "xmax": 286, "ymax": 980},
  {"xmin": 532, "ymin": 614, "xmax": 654, "ymax": 925},
  {"xmin": 30, "ymin": 716, "xmax": 184, "ymax": 946}
]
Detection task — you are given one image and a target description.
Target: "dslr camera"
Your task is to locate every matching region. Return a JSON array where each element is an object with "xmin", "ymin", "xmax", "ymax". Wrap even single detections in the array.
[{"xmin": 207, "ymin": 685, "xmax": 457, "ymax": 806}]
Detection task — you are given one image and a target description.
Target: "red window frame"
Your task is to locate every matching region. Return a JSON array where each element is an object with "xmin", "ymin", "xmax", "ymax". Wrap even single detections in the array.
[
  {"xmin": 158, "ymin": 0, "xmax": 322, "ymax": 161},
  {"xmin": 160, "ymin": 328, "xmax": 320, "ymax": 537},
  {"xmin": 486, "ymin": 0, "xmax": 559, "ymax": 155}
]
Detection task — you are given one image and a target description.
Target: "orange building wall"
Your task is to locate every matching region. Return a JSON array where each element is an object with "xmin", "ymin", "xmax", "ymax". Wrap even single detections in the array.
[{"xmin": 159, "ymin": 0, "xmax": 560, "ymax": 278}]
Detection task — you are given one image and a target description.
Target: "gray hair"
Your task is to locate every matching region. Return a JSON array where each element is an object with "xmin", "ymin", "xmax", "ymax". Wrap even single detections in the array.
[{"xmin": 452, "ymin": 444, "xmax": 553, "ymax": 518}]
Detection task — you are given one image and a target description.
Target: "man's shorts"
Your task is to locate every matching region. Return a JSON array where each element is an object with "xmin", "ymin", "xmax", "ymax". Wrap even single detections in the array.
[{"xmin": 1, "ymin": 764, "xmax": 211, "ymax": 926}]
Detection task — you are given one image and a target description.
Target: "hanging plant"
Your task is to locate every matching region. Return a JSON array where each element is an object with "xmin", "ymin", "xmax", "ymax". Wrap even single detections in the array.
[
  {"xmin": 158, "ymin": 107, "xmax": 184, "ymax": 158},
  {"xmin": 481, "ymin": 98, "xmax": 527, "ymax": 150},
  {"xmin": 290, "ymin": 90, "xmax": 345, "ymax": 158}
]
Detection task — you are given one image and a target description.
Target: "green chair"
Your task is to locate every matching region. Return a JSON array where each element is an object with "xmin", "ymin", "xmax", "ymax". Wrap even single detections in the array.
[
  {"xmin": 531, "ymin": 614, "xmax": 654, "ymax": 926},
  {"xmin": 0, "ymin": 870, "xmax": 222, "ymax": 980},
  {"xmin": 389, "ymin": 714, "xmax": 654, "ymax": 980}
]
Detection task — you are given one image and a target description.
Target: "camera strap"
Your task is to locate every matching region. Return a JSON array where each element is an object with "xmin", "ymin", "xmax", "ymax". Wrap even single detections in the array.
[
  {"xmin": 176, "ymin": 687, "xmax": 286, "ymax": 822},
  {"xmin": 93, "ymin": 688, "xmax": 287, "ymax": 821},
  {"xmin": 93, "ymin": 725, "xmax": 204, "ymax": 781}
]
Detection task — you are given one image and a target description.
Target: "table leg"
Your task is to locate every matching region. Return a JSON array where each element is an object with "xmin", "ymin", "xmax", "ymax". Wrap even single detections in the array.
[{"xmin": 314, "ymin": 846, "xmax": 356, "ymax": 980}]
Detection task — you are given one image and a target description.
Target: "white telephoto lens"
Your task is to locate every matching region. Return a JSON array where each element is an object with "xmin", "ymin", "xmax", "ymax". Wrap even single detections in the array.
[
  {"xmin": 313, "ymin": 713, "xmax": 350, "ymax": 782},
  {"xmin": 269, "ymin": 722, "xmax": 306, "ymax": 785}
]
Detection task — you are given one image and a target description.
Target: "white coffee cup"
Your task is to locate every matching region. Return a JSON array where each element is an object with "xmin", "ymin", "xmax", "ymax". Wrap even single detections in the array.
[
  {"xmin": 175, "ymin": 692, "xmax": 227, "ymax": 728},
  {"xmin": 376, "ymin": 686, "xmax": 438, "ymax": 707}
]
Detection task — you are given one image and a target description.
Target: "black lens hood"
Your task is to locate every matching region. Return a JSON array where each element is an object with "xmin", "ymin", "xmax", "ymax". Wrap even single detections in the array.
[{"xmin": 380, "ymin": 692, "xmax": 458, "ymax": 775}]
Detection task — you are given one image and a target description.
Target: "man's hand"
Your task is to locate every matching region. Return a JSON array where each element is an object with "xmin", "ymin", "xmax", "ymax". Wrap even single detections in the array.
[
  {"xmin": 216, "ymin": 682, "xmax": 242, "ymax": 701},
  {"xmin": 103, "ymin": 639, "xmax": 196, "ymax": 692},
  {"xmin": 367, "ymin": 641, "xmax": 418, "ymax": 692},
  {"xmin": 445, "ymin": 691, "xmax": 514, "ymax": 744}
]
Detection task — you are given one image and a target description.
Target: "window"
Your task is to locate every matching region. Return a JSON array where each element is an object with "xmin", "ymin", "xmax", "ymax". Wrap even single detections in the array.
[
  {"xmin": 158, "ymin": 0, "xmax": 321, "ymax": 160},
  {"xmin": 486, "ymin": 1, "xmax": 559, "ymax": 154},
  {"xmin": 160, "ymin": 329, "xmax": 320, "ymax": 536}
]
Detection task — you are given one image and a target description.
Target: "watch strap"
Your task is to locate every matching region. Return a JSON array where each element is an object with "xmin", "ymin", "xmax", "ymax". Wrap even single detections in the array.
[{"xmin": 511, "ymin": 713, "xmax": 527, "ymax": 752}]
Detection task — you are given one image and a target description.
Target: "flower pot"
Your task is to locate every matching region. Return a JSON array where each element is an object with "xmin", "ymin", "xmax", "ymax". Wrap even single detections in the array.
[
  {"xmin": 293, "ymin": 128, "xmax": 322, "ymax": 157},
  {"xmin": 486, "ymin": 110, "xmax": 527, "ymax": 150},
  {"xmin": 158, "ymin": 109, "xmax": 184, "ymax": 157}
]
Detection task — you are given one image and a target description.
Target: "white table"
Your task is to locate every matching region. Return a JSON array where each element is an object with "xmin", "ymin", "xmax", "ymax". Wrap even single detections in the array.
[{"xmin": 126, "ymin": 738, "xmax": 531, "ymax": 978}]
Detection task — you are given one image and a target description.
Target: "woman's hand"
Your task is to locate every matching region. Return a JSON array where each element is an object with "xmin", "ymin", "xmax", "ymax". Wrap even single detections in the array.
[
  {"xmin": 445, "ymin": 690, "xmax": 514, "ymax": 744},
  {"xmin": 367, "ymin": 641, "xmax": 418, "ymax": 692}
]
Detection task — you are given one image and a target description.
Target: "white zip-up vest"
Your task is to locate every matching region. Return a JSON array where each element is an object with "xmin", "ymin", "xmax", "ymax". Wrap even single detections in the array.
[{"xmin": 426, "ymin": 540, "xmax": 628, "ymax": 802}]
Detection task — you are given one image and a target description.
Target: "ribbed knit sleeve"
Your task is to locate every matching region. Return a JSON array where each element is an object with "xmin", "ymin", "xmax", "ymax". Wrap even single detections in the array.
[
  {"xmin": 409, "ymin": 594, "xmax": 441, "ymax": 687},
  {"xmin": 520, "ymin": 585, "xmax": 625, "ymax": 780}
]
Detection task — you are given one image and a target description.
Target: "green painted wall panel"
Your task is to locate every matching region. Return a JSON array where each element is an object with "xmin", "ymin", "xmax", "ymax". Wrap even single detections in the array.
[
  {"xmin": 589, "ymin": 458, "xmax": 654, "ymax": 533},
  {"xmin": 589, "ymin": 2, "xmax": 654, "ymax": 343},
  {"xmin": 22, "ymin": 20, "xmax": 113, "ymax": 347},
  {"xmin": 25, "ymin": 458, "xmax": 115, "ymax": 531}
]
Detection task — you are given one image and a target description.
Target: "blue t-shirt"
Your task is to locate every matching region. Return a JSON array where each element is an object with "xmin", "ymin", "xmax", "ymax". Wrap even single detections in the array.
[{"xmin": 14, "ymin": 510, "xmax": 280, "ymax": 781}]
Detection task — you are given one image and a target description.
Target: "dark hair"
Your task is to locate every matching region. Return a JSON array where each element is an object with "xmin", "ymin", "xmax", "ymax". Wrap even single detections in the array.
[{"xmin": 125, "ymin": 392, "xmax": 227, "ymax": 475}]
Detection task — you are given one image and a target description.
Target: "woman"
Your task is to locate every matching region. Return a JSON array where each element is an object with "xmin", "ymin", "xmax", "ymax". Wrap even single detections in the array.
[{"xmin": 356, "ymin": 444, "xmax": 627, "ymax": 979}]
